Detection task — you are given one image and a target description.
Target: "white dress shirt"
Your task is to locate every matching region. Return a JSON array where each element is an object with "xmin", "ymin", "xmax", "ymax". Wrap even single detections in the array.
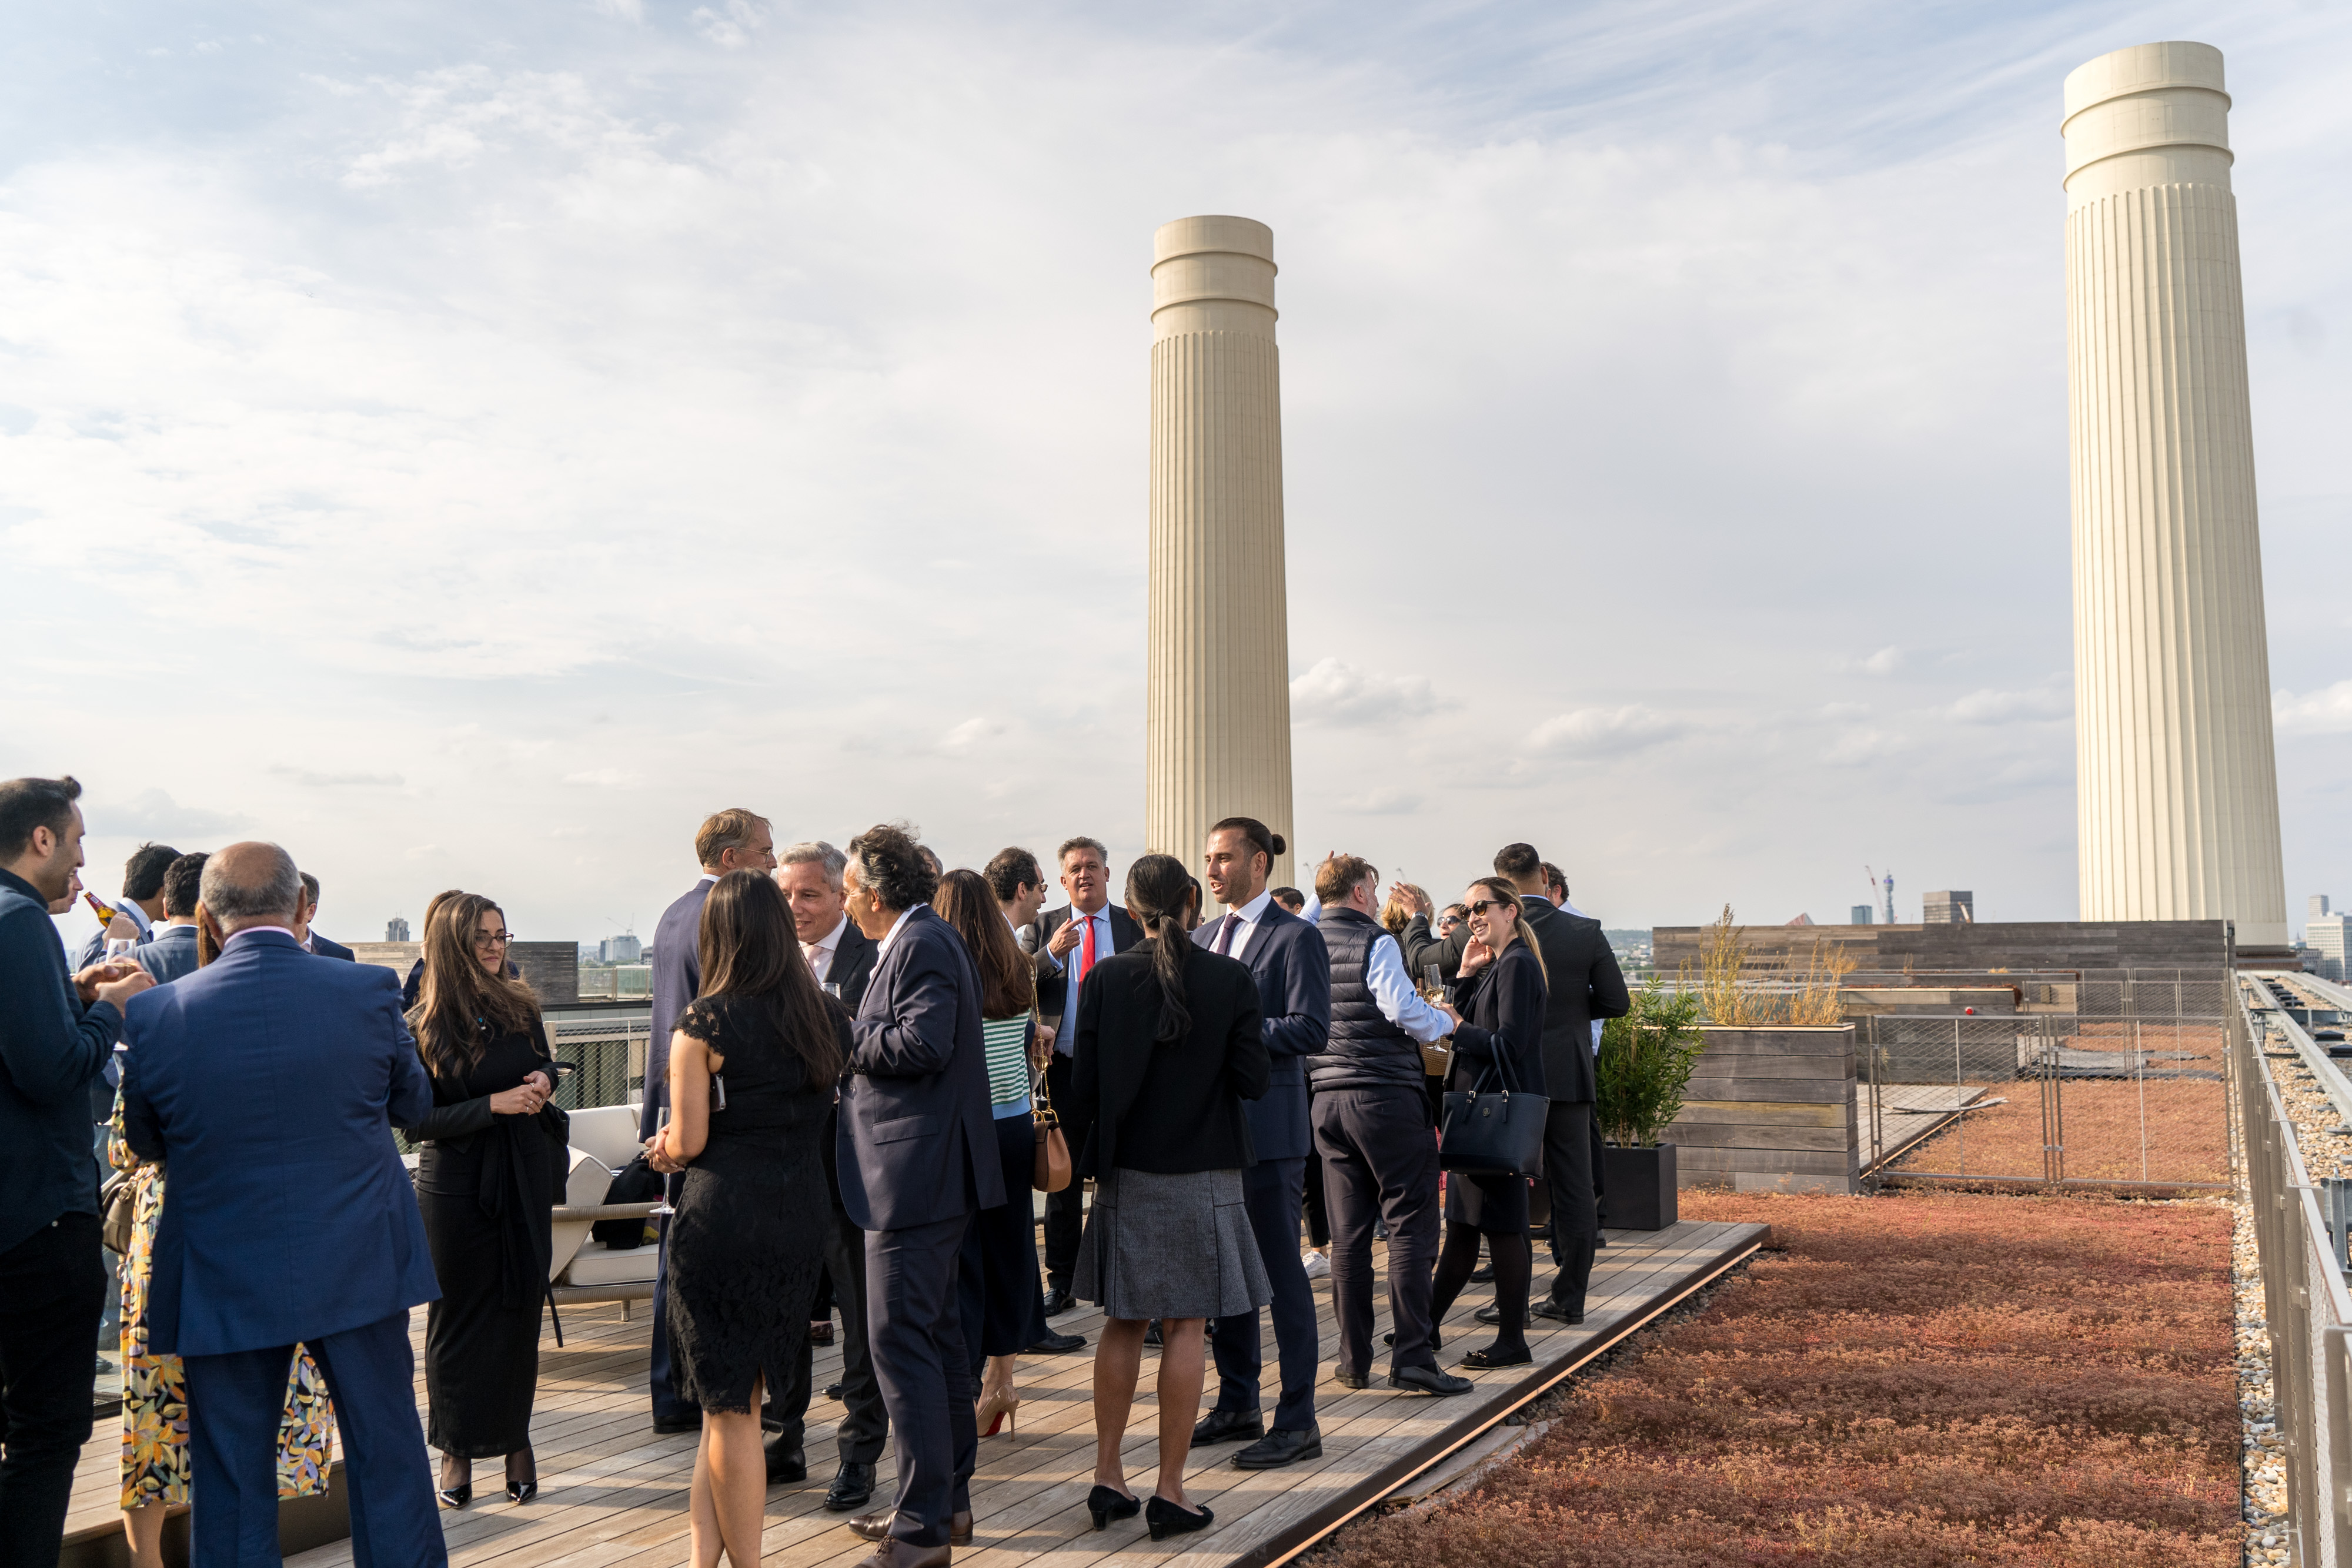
[
  {"xmin": 1210, "ymin": 889, "xmax": 1276, "ymax": 961},
  {"xmin": 803, "ymin": 914, "xmax": 849, "ymax": 984},
  {"xmin": 1364, "ymin": 932, "xmax": 1452, "ymax": 1042},
  {"xmin": 877, "ymin": 904, "xmax": 924, "ymax": 957}
]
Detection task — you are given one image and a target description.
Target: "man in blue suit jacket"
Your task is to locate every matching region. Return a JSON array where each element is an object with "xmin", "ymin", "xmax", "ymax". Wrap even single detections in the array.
[
  {"xmin": 833, "ymin": 824, "xmax": 1001, "ymax": 1568},
  {"xmin": 295, "ymin": 871, "xmax": 356, "ymax": 961},
  {"xmin": 1190, "ymin": 817, "xmax": 1332, "ymax": 1470},
  {"xmin": 119, "ymin": 843, "xmax": 446, "ymax": 1568}
]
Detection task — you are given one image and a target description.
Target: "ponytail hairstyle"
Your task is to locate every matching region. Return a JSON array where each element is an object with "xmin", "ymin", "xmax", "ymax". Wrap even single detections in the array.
[
  {"xmin": 1469, "ymin": 875, "xmax": 1548, "ymax": 988},
  {"xmin": 1124, "ymin": 853, "xmax": 1201, "ymax": 1045}
]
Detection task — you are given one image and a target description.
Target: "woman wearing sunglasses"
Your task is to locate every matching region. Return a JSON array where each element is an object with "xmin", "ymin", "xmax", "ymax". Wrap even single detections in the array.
[{"xmin": 1424, "ymin": 877, "xmax": 1548, "ymax": 1368}]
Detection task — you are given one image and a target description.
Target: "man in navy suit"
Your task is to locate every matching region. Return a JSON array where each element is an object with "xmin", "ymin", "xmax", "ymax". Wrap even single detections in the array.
[
  {"xmin": 1029, "ymin": 837, "xmax": 1144, "ymax": 1315},
  {"xmin": 126, "ymin": 853, "xmax": 206, "ymax": 984},
  {"xmin": 834, "ymin": 823, "xmax": 1001, "ymax": 1568},
  {"xmin": 294, "ymin": 872, "xmax": 355, "ymax": 961},
  {"xmin": 118, "ymin": 842, "xmax": 445, "ymax": 1568},
  {"xmin": 70, "ymin": 841, "xmax": 178, "ymax": 969},
  {"xmin": 643, "ymin": 809, "xmax": 776, "ymax": 1433},
  {"xmin": 1190, "ymin": 817, "xmax": 1332, "ymax": 1470}
]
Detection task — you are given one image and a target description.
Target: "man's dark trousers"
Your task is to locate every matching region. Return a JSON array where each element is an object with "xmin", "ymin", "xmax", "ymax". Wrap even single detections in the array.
[
  {"xmin": 1209, "ymin": 1156, "xmax": 1318, "ymax": 1430},
  {"xmin": 866, "ymin": 1215, "xmax": 976, "ymax": 1550},
  {"xmin": 1039, "ymin": 1052, "xmax": 1087, "ymax": 1293},
  {"xmin": 1312, "ymin": 1091, "xmax": 1439, "ymax": 1378},
  {"xmin": 1542, "ymin": 1101, "xmax": 1599, "ymax": 1289},
  {"xmin": 0, "ymin": 1212, "xmax": 105, "ymax": 1568},
  {"xmin": 182, "ymin": 1310, "xmax": 443, "ymax": 1568},
  {"xmin": 765, "ymin": 1205, "xmax": 886, "ymax": 1463}
]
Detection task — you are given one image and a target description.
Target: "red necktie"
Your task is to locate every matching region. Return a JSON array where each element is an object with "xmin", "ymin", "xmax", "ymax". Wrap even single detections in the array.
[{"xmin": 1077, "ymin": 914, "xmax": 1097, "ymax": 986}]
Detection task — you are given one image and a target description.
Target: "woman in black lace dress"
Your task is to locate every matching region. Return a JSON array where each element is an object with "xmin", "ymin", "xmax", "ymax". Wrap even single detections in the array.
[
  {"xmin": 646, "ymin": 870, "xmax": 846, "ymax": 1568},
  {"xmin": 402, "ymin": 893, "xmax": 561, "ymax": 1508}
]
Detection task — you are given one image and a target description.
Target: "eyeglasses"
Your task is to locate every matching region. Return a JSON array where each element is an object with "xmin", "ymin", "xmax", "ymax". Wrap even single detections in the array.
[{"xmin": 475, "ymin": 932, "xmax": 512, "ymax": 947}]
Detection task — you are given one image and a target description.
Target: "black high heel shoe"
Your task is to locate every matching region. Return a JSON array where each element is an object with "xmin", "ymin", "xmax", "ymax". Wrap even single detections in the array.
[
  {"xmin": 1145, "ymin": 1495, "xmax": 1213, "ymax": 1541},
  {"xmin": 1086, "ymin": 1484, "xmax": 1141, "ymax": 1530},
  {"xmin": 437, "ymin": 1460, "xmax": 472, "ymax": 1510},
  {"xmin": 504, "ymin": 1450, "xmax": 537, "ymax": 1504}
]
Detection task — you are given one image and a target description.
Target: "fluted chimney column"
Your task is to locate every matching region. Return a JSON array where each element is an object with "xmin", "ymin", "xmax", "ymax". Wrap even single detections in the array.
[
  {"xmin": 2064, "ymin": 42, "xmax": 2288, "ymax": 949},
  {"xmin": 1145, "ymin": 215, "xmax": 1296, "ymax": 890}
]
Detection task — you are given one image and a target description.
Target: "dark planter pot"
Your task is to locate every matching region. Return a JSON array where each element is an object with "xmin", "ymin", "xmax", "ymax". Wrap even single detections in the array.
[{"xmin": 1599, "ymin": 1142, "xmax": 1679, "ymax": 1231}]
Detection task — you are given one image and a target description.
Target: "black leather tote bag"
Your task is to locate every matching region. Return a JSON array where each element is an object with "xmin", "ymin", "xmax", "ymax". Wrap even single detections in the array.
[{"xmin": 1438, "ymin": 1049, "xmax": 1549, "ymax": 1177}]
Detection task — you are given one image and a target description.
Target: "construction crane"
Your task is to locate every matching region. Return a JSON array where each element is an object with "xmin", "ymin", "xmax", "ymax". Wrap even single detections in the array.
[{"xmin": 1864, "ymin": 866, "xmax": 1895, "ymax": 925}]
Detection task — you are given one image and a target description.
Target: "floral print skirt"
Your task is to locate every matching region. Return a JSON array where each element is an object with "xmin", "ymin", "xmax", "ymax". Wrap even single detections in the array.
[{"xmin": 115, "ymin": 1126, "xmax": 335, "ymax": 1509}]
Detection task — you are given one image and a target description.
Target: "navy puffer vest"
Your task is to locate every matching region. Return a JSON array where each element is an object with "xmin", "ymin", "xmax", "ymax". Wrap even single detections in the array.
[{"xmin": 1305, "ymin": 905, "xmax": 1424, "ymax": 1092}]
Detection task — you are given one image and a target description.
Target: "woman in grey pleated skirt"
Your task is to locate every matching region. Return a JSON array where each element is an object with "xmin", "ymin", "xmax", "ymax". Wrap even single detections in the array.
[{"xmin": 1067, "ymin": 854, "xmax": 1272, "ymax": 1539}]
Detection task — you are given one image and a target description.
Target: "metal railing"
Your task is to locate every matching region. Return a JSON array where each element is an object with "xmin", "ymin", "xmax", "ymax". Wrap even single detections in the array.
[
  {"xmin": 1860, "ymin": 1011, "xmax": 2229, "ymax": 1189},
  {"xmin": 2239, "ymin": 984, "xmax": 2352, "ymax": 1568}
]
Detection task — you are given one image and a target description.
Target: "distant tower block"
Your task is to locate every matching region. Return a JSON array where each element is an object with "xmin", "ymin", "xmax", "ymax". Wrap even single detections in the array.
[
  {"xmin": 1145, "ymin": 215, "xmax": 1295, "ymax": 889},
  {"xmin": 2063, "ymin": 42, "xmax": 2288, "ymax": 949}
]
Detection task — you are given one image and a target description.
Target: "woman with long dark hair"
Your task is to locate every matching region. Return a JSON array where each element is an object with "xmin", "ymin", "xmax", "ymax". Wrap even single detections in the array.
[
  {"xmin": 1424, "ymin": 877, "xmax": 1549, "ymax": 1369},
  {"xmin": 644, "ymin": 870, "xmax": 845, "ymax": 1568},
  {"xmin": 1070, "ymin": 853, "xmax": 1269, "ymax": 1541},
  {"xmin": 933, "ymin": 869, "xmax": 1052, "ymax": 1438},
  {"xmin": 402, "ymin": 893, "xmax": 559, "ymax": 1507}
]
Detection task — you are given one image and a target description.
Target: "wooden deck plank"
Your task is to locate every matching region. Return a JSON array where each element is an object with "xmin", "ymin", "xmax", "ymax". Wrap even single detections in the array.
[{"xmin": 74, "ymin": 1219, "xmax": 1763, "ymax": 1568}]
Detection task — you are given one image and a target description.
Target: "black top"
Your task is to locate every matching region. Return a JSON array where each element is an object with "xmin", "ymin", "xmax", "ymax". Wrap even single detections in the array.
[
  {"xmin": 674, "ymin": 994, "xmax": 836, "ymax": 1136},
  {"xmin": 1072, "ymin": 938, "xmax": 1269, "ymax": 1175},
  {"xmin": 1407, "ymin": 897, "xmax": 1626, "ymax": 1101},
  {"xmin": 407, "ymin": 1019, "xmax": 557, "ymax": 1195},
  {"xmin": 0, "ymin": 867, "xmax": 125, "ymax": 1253},
  {"xmin": 1448, "ymin": 940, "xmax": 1548, "ymax": 1098}
]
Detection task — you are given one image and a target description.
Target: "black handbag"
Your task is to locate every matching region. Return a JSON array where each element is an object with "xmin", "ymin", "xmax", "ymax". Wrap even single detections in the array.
[
  {"xmin": 593, "ymin": 1153, "xmax": 663, "ymax": 1249},
  {"xmin": 1438, "ymin": 1047, "xmax": 1549, "ymax": 1177}
]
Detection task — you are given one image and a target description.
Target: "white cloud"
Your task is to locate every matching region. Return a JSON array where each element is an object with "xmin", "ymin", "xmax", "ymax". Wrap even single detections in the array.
[
  {"xmin": 1525, "ymin": 706, "xmax": 1688, "ymax": 758},
  {"xmin": 2277, "ymin": 681, "xmax": 2352, "ymax": 736},
  {"xmin": 1946, "ymin": 687, "xmax": 2071, "ymax": 723},
  {"xmin": 690, "ymin": 1, "xmax": 760, "ymax": 48},
  {"xmin": 1289, "ymin": 658, "xmax": 1442, "ymax": 727},
  {"xmin": 88, "ymin": 790, "xmax": 252, "ymax": 841},
  {"xmin": 1862, "ymin": 647, "xmax": 1905, "ymax": 677}
]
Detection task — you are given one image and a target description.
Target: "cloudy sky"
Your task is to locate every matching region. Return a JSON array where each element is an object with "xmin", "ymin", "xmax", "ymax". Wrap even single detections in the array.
[{"xmin": 8, "ymin": 0, "xmax": 2347, "ymax": 950}]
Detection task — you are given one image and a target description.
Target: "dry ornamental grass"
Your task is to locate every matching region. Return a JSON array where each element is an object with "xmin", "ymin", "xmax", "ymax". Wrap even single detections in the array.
[{"xmin": 1324, "ymin": 1189, "xmax": 2234, "ymax": 1568}]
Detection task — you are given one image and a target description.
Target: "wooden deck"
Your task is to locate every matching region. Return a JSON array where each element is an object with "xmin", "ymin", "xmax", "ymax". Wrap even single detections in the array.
[{"xmin": 64, "ymin": 1219, "xmax": 1765, "ymax": 1568}]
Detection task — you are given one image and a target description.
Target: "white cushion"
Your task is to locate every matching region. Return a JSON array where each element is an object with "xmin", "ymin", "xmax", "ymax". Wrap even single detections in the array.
[
  {"xmin": 564, "ymin": 1245, "xmax": 660, "ymax": 1287},
  {"xmin": 565, "ymin": 1104, "xmax": 645, "ymax": 1174}
]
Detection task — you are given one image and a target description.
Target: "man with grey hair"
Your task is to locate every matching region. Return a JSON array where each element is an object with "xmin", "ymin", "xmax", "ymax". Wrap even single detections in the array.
[
  {"xmin": 120, "ymin": 842, "xmax": 445, "ymax": 1568},
  {"xmin": 763, "ymin": 838, "xmax": 887, "ymax": 1507}
]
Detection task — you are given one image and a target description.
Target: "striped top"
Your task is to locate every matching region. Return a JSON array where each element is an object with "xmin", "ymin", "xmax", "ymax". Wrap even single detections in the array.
[{"xmin": 982, "ymin": 1014, "xmax": 1033, "ymax": 1119}]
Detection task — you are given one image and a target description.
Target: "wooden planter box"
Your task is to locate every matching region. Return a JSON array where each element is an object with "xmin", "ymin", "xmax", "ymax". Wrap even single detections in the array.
[
  {"xmin": 1666, "ymin": 1025, "xmax": 1860, "ymax": 1195},
  {"xmin": 1599, "ymin": 1142, "xmax": 1678, "ymax": 1229}
]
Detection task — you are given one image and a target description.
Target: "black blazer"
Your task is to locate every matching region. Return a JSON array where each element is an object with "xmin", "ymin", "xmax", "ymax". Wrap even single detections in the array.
[
  {"xmin": 1406, "ymin": 897, "xmax": 1628, "ymax": 1104},
  {"xmin": 1449, "ymin": 939, "xmax": 1548, "ymax": 1098},
  {"xmin": 1034, "ymin": 903, "xmax": 1144, "ymax": 1026},
  {"xmin": 1073, "ymin": 940, "xmax": 1268, "ymax": 1176},
  {"xmin": 642, "ymin": 879, "xmax": 712, "ymax": 1138},
  {"xmin": 826, "ymin": 920, "xmax": 880, "ymax": 1015}
]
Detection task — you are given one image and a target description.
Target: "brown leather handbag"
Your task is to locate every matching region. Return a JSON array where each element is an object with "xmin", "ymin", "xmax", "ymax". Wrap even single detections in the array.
[{"xmin": 1030, "ymin": 1015, "xmax": 1072, "ymax": 1193}]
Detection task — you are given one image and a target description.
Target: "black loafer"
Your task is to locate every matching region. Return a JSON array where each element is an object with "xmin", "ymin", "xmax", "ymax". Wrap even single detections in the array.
[
  {"xmin": 1191, "ymin": 1408, "xmax": 1264, "ymax": 1445},
  {"xmin": 1332, "ymin": 1369, "xmax": 1368, "ymax": 1389},
  {"xmin": 1530, "ymin": 1299, "xmax": 1585, "ymax": 1325},
  {"xmin": 1389, "ymin": 1364, "xmax": 1474, "ymax": 1396},
  {"xmin": 1474, "ymin": 1305, "xmax": 1505, "ymax": 1325},
  {"xmin": 1460, "ymin": 1345, "xmax": 1532, "ymax": 1368},
  {"xmin": 1027, "ymin": 1329, "xmax": 1087, "ymax": 1354},
  {"xmin": 1041, "ymin": 1288, "xmax": 1077, "ymax": 1316},
  {"xmin": 764, "ymin": 1441, "xmax": 806, "ymax": 1484},
  {"xmin": 824, "ymin": 1459, "xmax": 877, "ymax": 1512},
  {"xmin": 1232, "ymin": 1426, "xmax": 1322, "ymax": 1469},
  {"xmin": 1468, "ymin": 1264, "xmax": 1496, "ymax": 1282}
]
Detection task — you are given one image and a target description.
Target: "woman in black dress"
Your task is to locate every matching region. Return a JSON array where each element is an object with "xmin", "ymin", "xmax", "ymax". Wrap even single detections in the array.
[
  {"xmin": 402, "ymin": 893, "xmax": 560, "ymax": 1507},
  {"xmin": 645, "ymin": 870, "xmax": 844, "ymax": 1568},
  {"xmin": 1425, "ymin": 877, "xmax": 1549, "ymax": 1369}
]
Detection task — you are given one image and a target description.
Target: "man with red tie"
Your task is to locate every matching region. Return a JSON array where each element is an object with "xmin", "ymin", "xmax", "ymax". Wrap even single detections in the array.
[{"xmin": 1032, "ymin": 837, "xmax": 1143, "ymax": 1315}]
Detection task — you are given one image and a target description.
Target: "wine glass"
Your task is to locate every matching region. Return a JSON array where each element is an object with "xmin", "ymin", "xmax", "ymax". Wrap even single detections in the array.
[
  {"xmin": 649, "ymin": 1106, "xmax": 676, "ymax": 1218},
  {"xmin": 105, "ymin": 936, "xmax": 138, "ymax": 961}
]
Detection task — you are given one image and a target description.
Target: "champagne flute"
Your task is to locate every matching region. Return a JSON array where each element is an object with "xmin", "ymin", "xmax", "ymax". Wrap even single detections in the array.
[{"xmin": 649, "ymin": 1106, "xmax": 677, "ymax": 1218}]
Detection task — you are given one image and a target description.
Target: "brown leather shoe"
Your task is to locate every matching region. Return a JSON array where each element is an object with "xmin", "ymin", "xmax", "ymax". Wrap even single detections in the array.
[
  {"xmin": 850, "ymin": 1542, "xmax": 951, "ymax": 1568},
  {"xmin": 846, "ymin": 1510, "xmax": 973, "ymax": 1547}
]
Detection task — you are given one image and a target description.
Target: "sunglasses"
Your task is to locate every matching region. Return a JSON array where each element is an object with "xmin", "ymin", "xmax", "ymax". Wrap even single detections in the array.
[{"xmin": 1466, "ymin": 900, "xmax": 1515, "ymax": 916}]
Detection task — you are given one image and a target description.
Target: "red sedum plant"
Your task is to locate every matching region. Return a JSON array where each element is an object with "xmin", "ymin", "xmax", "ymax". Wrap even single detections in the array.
[{"xmin": 1326, "ymin": 1189, "xmax": 2235, "ymax": 1568}]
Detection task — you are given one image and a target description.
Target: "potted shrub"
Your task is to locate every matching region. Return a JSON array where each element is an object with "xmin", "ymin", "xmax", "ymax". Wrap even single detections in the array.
[{"xmin": 1596, "ymin": 978, "xmax": 1708, "ymax": 1229}]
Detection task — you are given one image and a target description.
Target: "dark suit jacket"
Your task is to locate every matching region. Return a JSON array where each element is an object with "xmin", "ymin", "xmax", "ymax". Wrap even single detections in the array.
[
  {"xmin": 1, "ymin": 868, "xmax": 125, "ymax": 1255},
  {"xmin": 824, "ymin": 920, "xmax": 880, "ymax": 1015},
  {"xmin": 1403, "ymin": 896, "xmax": 1629, "ymax": 1103},
  {"xmin": 309, "ymin": 933, "xmax": 355, "ymax": 962},
  {"xmin": 642, "ymin": 878, "xmax": 713, "ymax": 1138},
  {"xmin": 1448, "ymin": 940, "xmax": 1548, "ymax": 1096},
  {"xmin": 1073, "ymin": 941, "xmax": 1266, "ymax": 1176},
  {"xmin": 836, "ymin": 905, "xmax": 1004, "ymax": 1232},
  {"xmin": 1192, "ymin": 902, "xmax": 1330, "ymax": 1162},
  {"xmin": 129, "ymin": 925, "xmax": 201, "ymax": 984},
  {"xmin": 120, "ymin": 930, "xmax": 437, "ymax": 1356},
  {"xmin": 1034, "ymin": 903, "xmax": 1145, "ymax": 1027}
]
